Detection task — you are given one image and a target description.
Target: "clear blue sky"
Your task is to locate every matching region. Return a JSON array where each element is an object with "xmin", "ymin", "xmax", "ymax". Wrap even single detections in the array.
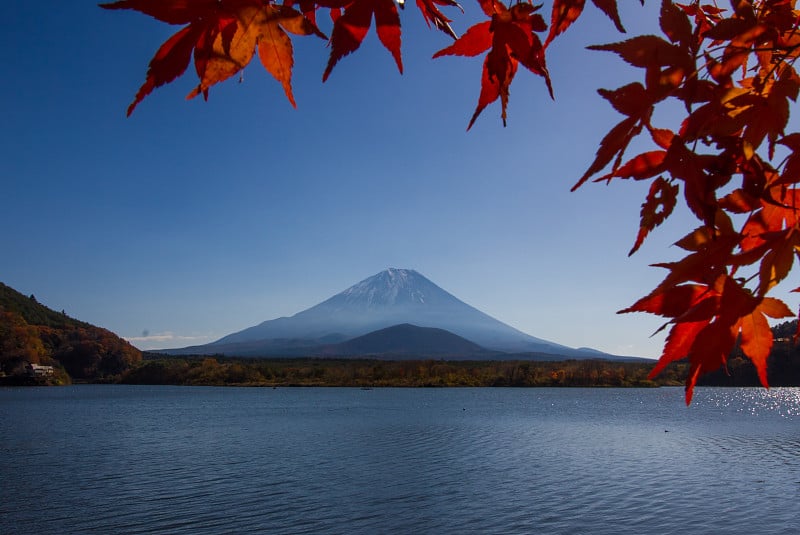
[{"xmin": 3, "ymin": 1, "xmax": 796, "ymax": 358}]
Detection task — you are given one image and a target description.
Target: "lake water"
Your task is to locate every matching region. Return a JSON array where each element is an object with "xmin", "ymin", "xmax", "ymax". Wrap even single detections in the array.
[{"xmin": 1, "ymin": 386, "xmax": 799, "ymax": 534}]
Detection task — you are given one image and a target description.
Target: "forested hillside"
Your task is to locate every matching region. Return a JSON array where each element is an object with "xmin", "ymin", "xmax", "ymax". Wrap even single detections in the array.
[{"xmin": 0, "ymin": 282, "xmax": 141, "ymax": 382}]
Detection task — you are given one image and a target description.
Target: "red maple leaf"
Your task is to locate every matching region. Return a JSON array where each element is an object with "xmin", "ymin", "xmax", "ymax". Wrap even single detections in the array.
[
  {"xmin": 416, "ymin": 0, "xmax": 462, "ymax": 39},
  {"xmin": 545, "ymin": 0, "xmax": 628, "ymax": 48},
  {"xmin": 101, "ymin": 0, "xmax": 220, "ymax": 25},
  {"xmin": 258, "ymin": 5, "xmax": 328, "ymax": 107},
  {"xmin": 630, "ymin": 176, "xmax": 678, "ymax": 255},
  {"xmin": 737, "ymin": 297, "xmax": 794, "ymax": 388},
  {"xmin": 433, "ymin": 0, "xmax": 550, "ymax": 129},
  {"xmin": 684, "ymin": 319, "xmax": 737, "ymax": 404},
  {"xmin": 545, "ymin": 0, "xmax": 586, "ymax": 48},
  {"xmin": 320, "ymin": 0, "xmax": 403, "ymax": 82},
  {"xmin": 101, "ymin": 0, "xmax": 325, "ymax": 114},
  {"xmin": 648, "ymin": 319, "xmax": 707, "ymax": 382}
]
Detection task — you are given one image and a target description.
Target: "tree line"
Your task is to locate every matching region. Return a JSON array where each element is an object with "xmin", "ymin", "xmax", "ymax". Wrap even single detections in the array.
[{"xmin": 121, "ymin": 355, "xmax": 689, "ymax": 387}]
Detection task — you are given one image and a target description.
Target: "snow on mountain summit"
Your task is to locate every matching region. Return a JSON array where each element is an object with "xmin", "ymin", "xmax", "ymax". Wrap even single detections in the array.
[{"xmin": 338, "ymin": 268, "xmax": 432, "ymax": 307}]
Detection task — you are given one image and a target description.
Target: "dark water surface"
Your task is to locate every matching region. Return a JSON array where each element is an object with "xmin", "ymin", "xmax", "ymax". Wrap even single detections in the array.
[{"xmin": 1, "ymin": 386, "xmax": 798, "ymax": 534}]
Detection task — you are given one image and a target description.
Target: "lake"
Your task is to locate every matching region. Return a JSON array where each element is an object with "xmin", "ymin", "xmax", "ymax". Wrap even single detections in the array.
[{"xmin": 1, "ymin": 386, "xmax": 798, "ymax": 534}]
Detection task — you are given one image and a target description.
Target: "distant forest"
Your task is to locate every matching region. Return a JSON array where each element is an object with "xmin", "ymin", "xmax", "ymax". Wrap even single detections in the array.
[{"xmin": 123, "ymin": 355, "xmax": 688, "ymax": 388}]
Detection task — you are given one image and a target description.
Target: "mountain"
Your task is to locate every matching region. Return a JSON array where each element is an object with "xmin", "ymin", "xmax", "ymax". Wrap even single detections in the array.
[
  {"xmin": 167, "ymin": 268, "xmax": 624, "ymax": 359},
  {"xmin": 0, "ymin": 282, "xmax": 141, "ymax": 380}
]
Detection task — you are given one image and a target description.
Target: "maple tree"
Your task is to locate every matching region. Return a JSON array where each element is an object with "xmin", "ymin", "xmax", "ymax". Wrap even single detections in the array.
[{"xmin": 103, "ymin": 0, "xmax": 800, "ymax": 403}]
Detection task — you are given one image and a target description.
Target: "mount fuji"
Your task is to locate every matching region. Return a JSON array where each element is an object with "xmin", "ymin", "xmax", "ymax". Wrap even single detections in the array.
[{"xmin": 164, "ymin": 268, "xmax": 627, "ymax": 359}]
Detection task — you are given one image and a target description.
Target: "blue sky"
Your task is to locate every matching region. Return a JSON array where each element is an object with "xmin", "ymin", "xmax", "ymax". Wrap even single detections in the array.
[{"xmin": 3, "ymin": 1, "xmax": 796, "ymax": 358}]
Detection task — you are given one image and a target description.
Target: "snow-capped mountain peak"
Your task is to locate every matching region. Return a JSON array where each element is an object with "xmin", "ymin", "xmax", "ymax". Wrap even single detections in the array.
[{"xmin": 338, "ymin": 268, "xmax": 431, "ymax": 307}]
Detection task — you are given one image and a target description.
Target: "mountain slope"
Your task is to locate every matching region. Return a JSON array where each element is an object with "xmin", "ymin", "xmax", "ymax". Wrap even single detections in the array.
[
  {"xmin": 0, "ymin": 282, "xmax": 141, "ymax": 379},
  {"xmin": 171, "ymin": 269, "xmax": 619, "ymax": 359}
]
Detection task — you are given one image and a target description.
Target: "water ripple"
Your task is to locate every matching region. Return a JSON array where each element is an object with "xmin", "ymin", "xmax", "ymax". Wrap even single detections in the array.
[{"xmin": 1, "ymin": 386, "xmax": 799, "ymax": 534}]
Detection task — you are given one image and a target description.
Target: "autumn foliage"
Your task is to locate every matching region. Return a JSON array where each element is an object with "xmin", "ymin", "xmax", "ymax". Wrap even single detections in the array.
[
  {"xmin": 104, "ymin": 0, "xmax": 800, "ymax": 403},
  {"xmin": 0, "ymin": 283, "xmax": 142, "ymax": 382}
]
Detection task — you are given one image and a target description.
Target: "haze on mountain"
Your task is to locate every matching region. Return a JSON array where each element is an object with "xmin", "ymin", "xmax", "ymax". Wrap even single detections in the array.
[{"xmin": 164, "ymin": 269, "xmax": 634, "ymax": 360}]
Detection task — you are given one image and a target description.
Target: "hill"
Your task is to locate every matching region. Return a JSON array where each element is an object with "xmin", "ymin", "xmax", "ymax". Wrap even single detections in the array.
[
  {"xmin": 318, "ymin": 323, "xmax": 494, "ymax": 358},
  {"xmin": 0, "ymin": 282, "xmax": 141, "ymax": 381}
]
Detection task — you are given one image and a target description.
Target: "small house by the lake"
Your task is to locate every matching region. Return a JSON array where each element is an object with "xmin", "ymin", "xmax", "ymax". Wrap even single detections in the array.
[{"xmin": 25, "ymin": 363, "xmax": 54, "ymax": 377}]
